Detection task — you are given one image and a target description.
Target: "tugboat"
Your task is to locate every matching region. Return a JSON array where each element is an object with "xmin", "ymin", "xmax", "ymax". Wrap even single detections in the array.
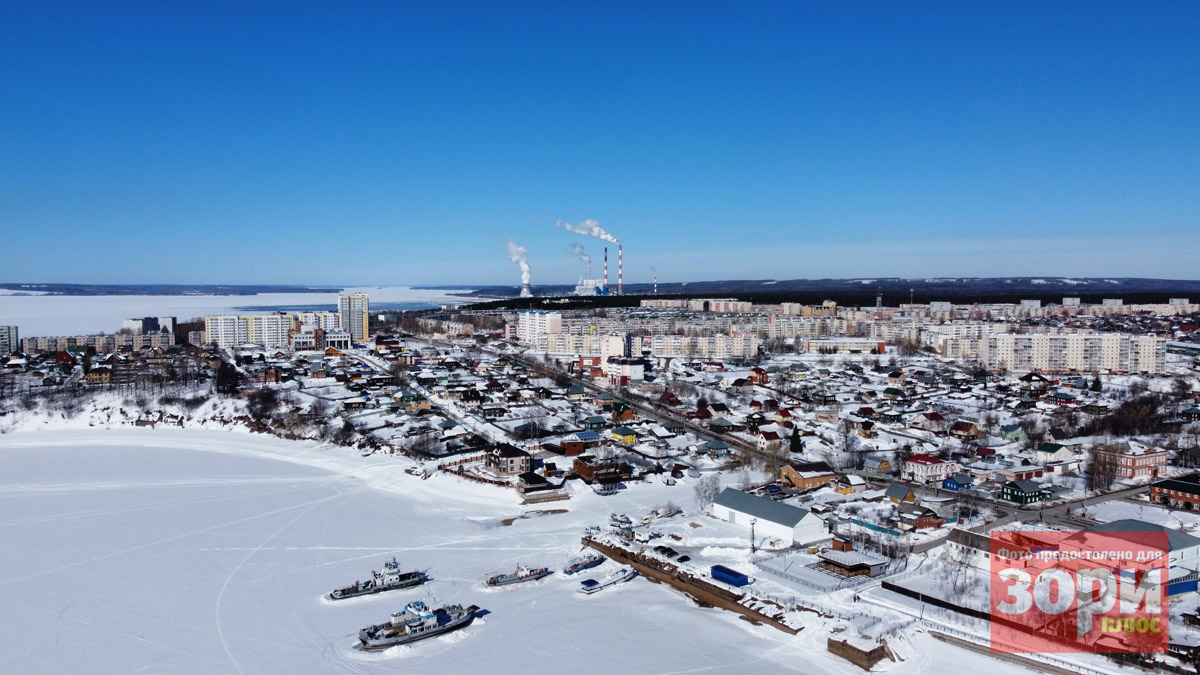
[
  {"xmin": 563, "ymin": 553, "xmax": 606, "ymax": 576},
  {"xmin": 355, "ymin": 601, "xmax": 479, "ymax": 651},
  {"xmin": 484, "ymin": 564, "xmax": 552, "ymax": 587},
  {"xmin": 578, "ymin": 566, "xmax": 638, "ymax": 595},
  {"xmin": 327, "ymin": 558, "xmax": 427, "ymax": 600}
]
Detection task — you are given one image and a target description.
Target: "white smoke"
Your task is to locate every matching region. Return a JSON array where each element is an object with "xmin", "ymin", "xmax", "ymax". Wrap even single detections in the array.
[
  {"xmin": 507, "ymin": 238, "xmax": 530, "ymax": 286},
  {"xmin": 570, "ymin": 243, "xmax": 592, "ymax": 275},
  {"xmin": 554, "ymin": 219, "xmax": 619, "ymax": 245}
]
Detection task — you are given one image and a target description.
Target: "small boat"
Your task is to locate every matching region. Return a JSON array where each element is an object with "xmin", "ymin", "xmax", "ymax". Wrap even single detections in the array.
[
  {"xmin": 484, "ymin": 564, "xmax": 552, "ymax": 587},
  {"xmin": 578, "ymin": 566, "xmax": 638, "ymax": 594},
  {"xmin": 355, "ymin": 601, "xmax": 478, "ymax": 651},
  {"xmin": 327, "ymin": 557, "xmax": 427, "ymax": 600},
  {"xmin": 563, "ymin": 553, "xmax": 606, "ymax": 576},
  {"xmin": 609, "ymin": 513, "xmax": 632, "ymax": 526}
]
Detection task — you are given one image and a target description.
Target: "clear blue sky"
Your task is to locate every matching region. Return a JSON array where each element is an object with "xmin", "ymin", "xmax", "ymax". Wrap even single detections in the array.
[{"xmin": 2, "ymin": 2, "xmax": 1198, "ymax": 286}]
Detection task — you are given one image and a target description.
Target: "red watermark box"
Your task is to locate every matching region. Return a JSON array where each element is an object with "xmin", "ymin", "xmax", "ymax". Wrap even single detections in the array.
[{"xmin": 990, "ymin": 530, "xmax": 1168, "ymax": 654}]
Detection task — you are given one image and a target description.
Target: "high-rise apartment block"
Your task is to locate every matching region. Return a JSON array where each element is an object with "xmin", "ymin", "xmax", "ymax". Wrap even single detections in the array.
[{"xmin": 338, "ymin": 295, "xmax": 369, "ymax": 342}]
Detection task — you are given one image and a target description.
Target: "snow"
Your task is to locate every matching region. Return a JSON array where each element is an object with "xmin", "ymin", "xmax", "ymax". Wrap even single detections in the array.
[
  {"xmin": 0, "ymin": 286, "xmax": 468, "ymax": 336},
  {"xmin": 0, "ymin": 427, "xmax": 1053, "ymax": 674}
]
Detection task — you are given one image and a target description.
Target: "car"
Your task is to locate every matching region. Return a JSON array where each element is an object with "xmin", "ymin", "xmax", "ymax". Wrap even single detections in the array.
[
  {"xmin": 676, "ymin": 555, "xmax": 691, "ymax": 563},
  {"xmin": 766, "ymin": 484, "xmax": 782, "ymax": 494},
  {"xmin": 663, "ymin": 549, "xmax": 679, "ymax": 559}
]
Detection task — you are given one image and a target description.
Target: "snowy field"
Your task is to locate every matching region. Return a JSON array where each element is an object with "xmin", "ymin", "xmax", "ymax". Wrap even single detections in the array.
[{"xmin": 0, "ymin": 286, "xmax": 469, "ymax": 335}]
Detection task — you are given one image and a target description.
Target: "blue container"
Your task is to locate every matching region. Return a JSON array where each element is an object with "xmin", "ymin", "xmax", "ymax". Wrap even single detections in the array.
[{"xmin": 710, "ymin": 564, "xmax": 751, "ymax": 587}]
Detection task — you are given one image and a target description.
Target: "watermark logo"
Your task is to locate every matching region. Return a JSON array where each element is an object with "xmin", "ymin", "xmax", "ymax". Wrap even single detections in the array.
[{"xmin": 990, "ymin": 530, "xmax": 1168, "ymax": 654}]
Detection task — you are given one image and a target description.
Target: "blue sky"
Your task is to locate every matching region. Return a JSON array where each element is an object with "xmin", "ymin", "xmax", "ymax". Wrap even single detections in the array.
[{"xmin": 2, "ymin": 2, "xmax": 1198, "ymax": 287}]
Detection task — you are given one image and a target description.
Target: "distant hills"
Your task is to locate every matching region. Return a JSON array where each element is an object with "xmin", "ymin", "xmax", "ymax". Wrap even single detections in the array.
[
  {"xmin": 0, "ymin": 284, "xmax": 342, "ymax": 296},
  {"xmin": 456, "ymin": 277, "xmax": 1200, "ymax": 310}
]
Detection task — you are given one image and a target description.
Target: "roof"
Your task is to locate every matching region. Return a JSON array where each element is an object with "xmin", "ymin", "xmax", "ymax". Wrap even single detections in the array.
[
  {"xmin": 946, "ymin": 473, "xmax": 973, "ymax": 484},
  {"xmin": 1079, "ymin": 519, "xmax": 1200, "ymax": 553},
  {"xmin": 712, "ymin": 488, "xmax": 812, "ymax": 528},
  {"xmin": 818, "ymin": 549, "xmax": 887, "ymax": 567},
  {"xmin": 906, "ymin": 454, "xmax": 945, "ymax": 465},
  {"xmin": 1007, "ymin": 479, "xmax": 1041, "ymax": 493},
  {"xmin": 946, "ymin": 528, "xmax": 991, "ymax": 552},
  {"xmin": 884, "ymin": 484, "xmax": 913, "ymax": 499},
  {"xmin": 1155, "ymin": 476, "xmax": 1200, "ymax": 496}
]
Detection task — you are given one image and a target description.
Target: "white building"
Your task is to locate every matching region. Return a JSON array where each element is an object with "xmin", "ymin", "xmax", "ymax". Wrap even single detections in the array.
[
  {"xmin": 980, "ymin": 333, "xmax": 1164, "ymax": 373},
  {"xmin": 902, "ymin": 454, "xmax": 959, "ymax": 484},
  {"xmin": 297, "ymin": 311, "xmax": 340, "ymax": 331},
  {"xmin": 204, "ymin": 315, "xmax": 248, "ymax": 349},
  {"xmin": 516, "ymin": 311, "xmax": 562, "ymax": 343},
  {"xmin": 0, "ymin": 325, "xmax": 17, "ymax": 354},
  {"xmin": 710, "ymin": 488, "xmax": 828, "ymax": 548},
  {"xmin": 204, "ymin": 314, "xmax": 291, "ymax": 349},
  {"xmin": 338, "ymin": 294, "xmax": 369, "ymax": 341}
]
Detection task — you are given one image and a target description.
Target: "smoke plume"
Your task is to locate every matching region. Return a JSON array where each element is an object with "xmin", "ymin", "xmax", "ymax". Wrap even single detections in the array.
[
  {"xmin": 570, "ymin": 243, "xmax": 592, "ymax": 274},
  {"xmin": 554, "ymin": 219, "xmax": 619, "ymax": 245},
  {"xmin": 507, "ymin": 238, "xmax": 530, "ymax": 286}
]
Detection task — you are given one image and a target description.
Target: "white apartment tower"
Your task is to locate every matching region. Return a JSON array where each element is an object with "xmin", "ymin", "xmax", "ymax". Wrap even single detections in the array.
[
  {"xmin": 516, "ymin": 311, "xmax": 562, "ymax": 343},
  {"xmin": 338, "ymin": 294, "xmax": 369, "ymax": 342}
]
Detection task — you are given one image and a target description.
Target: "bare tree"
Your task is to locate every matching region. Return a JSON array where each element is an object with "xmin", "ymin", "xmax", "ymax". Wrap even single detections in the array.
[
  {"xmin": 1087, "ymin": 444, "xmax": 1120, "ymax": 493},
  {"xmin": 693, "ymin": 473, "xmax": 721, "ymax": 509}
]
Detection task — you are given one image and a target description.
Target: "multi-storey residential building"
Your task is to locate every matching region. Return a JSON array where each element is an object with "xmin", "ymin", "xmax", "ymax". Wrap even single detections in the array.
[
  {"xmin": 121, "ymin": 317, "xmax": 177, "ymax": 335},
  {"xmin": 516, "ymin": 311, "xmax": 562, "ymax": 343},
  {"xmin": 20, "ymin": 333, "xmax": 174, "ymax": 353},
  {"xmin": 205, "ymin": 315, "xmax": 249, "ymax": 349},
  {"xmin": 338, "ymin": 294, "xmax": 369, "ymax": 341},
  {"xmin": 297, "ymin": 311, "xmax": 340, "ymax": 331},
  {"xmin": 245, "ymin": 313, "xmax": 291, "ymax": 349},
  {"xmin": 980, "ymin": 333, "xmax": 1164, "ymax": 373},
  {"xmin": 0, "ymin": 325, "xmax": 17, "ymax": 354}
]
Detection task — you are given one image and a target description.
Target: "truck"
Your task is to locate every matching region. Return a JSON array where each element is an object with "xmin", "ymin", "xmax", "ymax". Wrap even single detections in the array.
[{"xmin": 710, "ymin": 564, "xmax": 752, "ymax": 587}]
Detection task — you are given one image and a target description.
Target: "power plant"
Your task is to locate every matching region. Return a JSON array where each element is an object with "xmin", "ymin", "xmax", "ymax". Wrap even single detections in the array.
[{"xmin": 504, "ymin": 219, "xmax": 647, "ymax": 297}]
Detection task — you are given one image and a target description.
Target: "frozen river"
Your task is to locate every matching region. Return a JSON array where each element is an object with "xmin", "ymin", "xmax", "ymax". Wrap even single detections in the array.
[
  {"xmin": 0, "ymin": 286, "xmax": 472, "ymax": 336},
  {"xmin": 0, "ymin": 429, "xmax": 890, "ymax": 675}
]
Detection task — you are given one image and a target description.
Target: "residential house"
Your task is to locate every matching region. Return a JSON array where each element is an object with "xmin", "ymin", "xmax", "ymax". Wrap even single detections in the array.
[
  {"xmin": 942, "ymin": 473, "xmax": 974, "ymax": 491},
  {"xmin": 486, "ymin": 444, "xmax": 532, "ymax": 476},
  {"xmin": 1001, "ymin": 480, "xmax": 1043, "ymax": 504},
  {"xmin": 757, "ymin": 430, "xmax": 782, "ymax": 453},
  {"xmin": 835, "ymin": 474, "xmax": 867, "ymax": 495},
  {"xmin": 884, "ymin": 483, "xmax": 916, "ymax": 503},
  {"xmin": 911, "ymin": 411, "xmax": 946, "ymax": 433},
  {"xmin": 896, "ymin": 503, "xmax": 944, "ymax": 531},
  {"xmin": 611, "ymin": 426, "xmax": 639, "ymax": 445},
  {"xmin": 780, "ymin": 461, "xmax": 836, "ymax": 490},
  {"xmin": 949, "ymin": 421, "xmax": 983, "ymax": 441},
  {"xmin": 997, "ymin": 423, "xmax": 1028, "ymax": 443},
  {"xmin": 864, "ymin": 457, "xmax": 893, "ymax": 475}
]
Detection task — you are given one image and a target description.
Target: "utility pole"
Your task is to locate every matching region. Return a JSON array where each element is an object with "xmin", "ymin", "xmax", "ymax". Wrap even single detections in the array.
[{"xmin": 750, "ymin": 518, "xmax": 757, "ymax": 554}]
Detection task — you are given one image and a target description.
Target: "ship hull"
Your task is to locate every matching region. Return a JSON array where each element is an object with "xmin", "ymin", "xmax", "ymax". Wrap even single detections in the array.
[
  {"xmin": 355, "ymin": 605, "xmax": 478, "ymax": 651},
  {"xmin": 327, "ymin": 572, "xmax": 426, "ymax": 600}
]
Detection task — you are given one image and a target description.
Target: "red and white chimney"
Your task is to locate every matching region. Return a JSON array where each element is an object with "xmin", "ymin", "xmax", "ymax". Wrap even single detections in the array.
[
  {"xmin": 618, "ymin": 244, "xmax": 623, "ymax": 295},
  {"xmin": 603, "ymin": 247, "xmax": 609, "ymax": 293}
]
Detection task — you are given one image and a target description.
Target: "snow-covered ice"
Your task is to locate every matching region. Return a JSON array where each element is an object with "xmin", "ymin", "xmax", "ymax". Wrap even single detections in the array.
[
  {"xmin": 0, "ymin": 286, "xmax": 469, "ymax": 336},
  {"xmin": 0, "ymin": 428, "xmax": 1044, "ymax": 674}
]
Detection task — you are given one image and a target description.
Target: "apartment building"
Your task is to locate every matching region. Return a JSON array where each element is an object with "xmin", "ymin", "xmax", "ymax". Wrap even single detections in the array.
[
  {"xmin": 980, "ymin": 333, "xmax": 1164, "ymax": 373},
  {"xmin": 204, "ymin": 313, "xmax": 291, "ymax": 349},
  {"xmin": 516, "ymin": 311, "xmax": 562, "ymax": 343},
  {"xmin": 338, "ymin": 294, "xmax": 369, "ymax": 341},
  {"xmin": 0, "ymin": 325, "xmax": 17, "ymax": 354}
]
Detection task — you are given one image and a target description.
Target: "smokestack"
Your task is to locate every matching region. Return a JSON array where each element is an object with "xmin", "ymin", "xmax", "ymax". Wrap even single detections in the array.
[
  {"xmin": 618, "ymin": 244, "xmax": 623, "ymax": 296},
  {"xmin": 604, "ymin": 247, "xmax": 609, "ymax": 294},
  {"xmin": 654, "ymin": 271, "xmax": 657, "ymax": 296},
  {"xmin": 507, "ymin": 238, "xmax": 531, "ymax": 297},
  {"xmin": 520, "ymin": 283, "xmax": 532, "ymax": 298}
]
